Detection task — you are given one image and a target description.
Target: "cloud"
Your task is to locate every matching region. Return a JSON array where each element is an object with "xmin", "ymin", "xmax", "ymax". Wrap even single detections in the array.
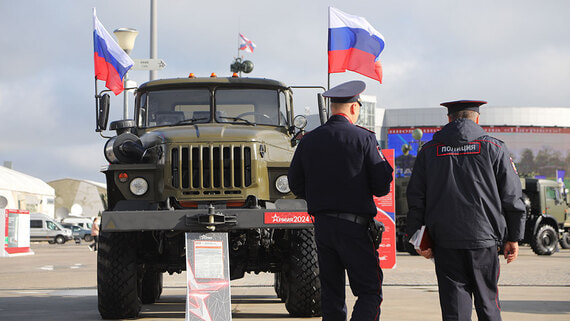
[{"xmin": 1, "ymin": 0, "xmax": 570, "ymax": 183}]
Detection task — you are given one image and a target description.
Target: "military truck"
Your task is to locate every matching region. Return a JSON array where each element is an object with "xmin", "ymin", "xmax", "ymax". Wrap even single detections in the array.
[
  {"xmin": 94, "ymin": 76, "xmax": 326, "ymax": 319},
  {"xmin": 520, "ymin": 177, "xmax": 570, "ymax": 255}
]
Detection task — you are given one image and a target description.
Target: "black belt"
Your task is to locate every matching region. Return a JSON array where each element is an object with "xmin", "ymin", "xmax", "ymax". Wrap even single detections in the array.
[{"xmin": 322, "ymin": 213, "xmax": 370, "ymax": 226}]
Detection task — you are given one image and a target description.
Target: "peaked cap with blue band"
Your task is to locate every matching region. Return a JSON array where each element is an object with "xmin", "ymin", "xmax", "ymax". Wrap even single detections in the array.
[{"xmin": 323, "ymin": 80, "xmax": 366, "ymax": 103}]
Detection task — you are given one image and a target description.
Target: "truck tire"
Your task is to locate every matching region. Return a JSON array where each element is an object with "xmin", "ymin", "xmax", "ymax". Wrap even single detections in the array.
[
  {"xmin": 97, "ymin": 231, "xmax": 141, "ymax": 319},
  {"xmin": 140, "ymin": 270, "xmax": 163, "ymax": 304},
  {"xmin": 84, "ymin": 235, "xmax": 94, "ymax": 242},
  {"xmin": 531, "ymin": 224, "xmax": 558, "ymax": 255},
  {"xmin": 274, "ymin": 272, "xmax": 286, "ymax": 302},
  {"xmin": 559, "ymin": 232, "xmax": 570, "ymax": 249},
  {"xmin": 284, "ymin": 229, "xmax": 321, "ymax": 317}
]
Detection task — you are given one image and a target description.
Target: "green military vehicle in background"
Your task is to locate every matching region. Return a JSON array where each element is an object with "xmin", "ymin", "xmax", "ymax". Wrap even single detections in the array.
[
  {"xmin": 394, "ymin": 176, "xmax": 570, "ymax": 256},
  {"xmin": 520, "ymin": 177, "xmax": 570, "ymax": 255},
  {"xmin": 94, "ymin": 76, "xmax": 326, "ymax": 319}
]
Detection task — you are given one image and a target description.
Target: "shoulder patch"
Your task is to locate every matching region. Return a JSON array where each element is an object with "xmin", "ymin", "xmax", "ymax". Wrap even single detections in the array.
[
  {"xmin": 510, "ymin": 156, "xmax": 518, "ymax": 174},
  {"xmin": 377, "ymin": 146, "xmax": 386, "ymax": 161},
  {"xmin": 356, "ymin": 125, "xmax": 375, "ymax": 134},
  {"xmin": 437, "ymin": 142, "xmax": 481, "ymax": 156}
]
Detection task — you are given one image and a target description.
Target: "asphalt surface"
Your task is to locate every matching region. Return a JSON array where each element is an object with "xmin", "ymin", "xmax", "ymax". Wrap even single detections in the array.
[{"xmin": 0, "ymin": 242, "xmax": 569, "ymax": 320}]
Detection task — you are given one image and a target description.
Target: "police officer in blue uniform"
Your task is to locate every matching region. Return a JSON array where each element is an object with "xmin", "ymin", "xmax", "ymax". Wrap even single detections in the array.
[
  {"xmin": 406, "ymin": 100, "xmax": 526, "ymax": 321},
  {"xmin": 288, "ymin": 80, "xmax": 393, "ymax": 321}
]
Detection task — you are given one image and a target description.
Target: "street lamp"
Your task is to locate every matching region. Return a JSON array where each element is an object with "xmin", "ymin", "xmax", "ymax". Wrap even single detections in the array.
[{"xmin": 114, "ymin": 28, "xmax": 138, "ymax": 119}]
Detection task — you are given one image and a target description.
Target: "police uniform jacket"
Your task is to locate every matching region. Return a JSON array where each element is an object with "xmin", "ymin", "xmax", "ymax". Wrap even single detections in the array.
[
  {"xmin": 288, "ymin": 115, "xmax": 393, "ymax": 217},
  {"xmin": 406, "ymin": 118, "xmax": 526, "ymax": 249}
]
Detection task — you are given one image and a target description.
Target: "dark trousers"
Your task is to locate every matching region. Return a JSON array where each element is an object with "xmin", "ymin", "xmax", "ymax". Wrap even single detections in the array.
[
  {"xmin": 90, "ymin": 236, "xmax": 99, "ymax": 251},
  {"xmin": 314, "ymin": 215, "xmax": 383, "ymax": 321},
  {"xmin": 434, "ymin": 246, "xmax": 501, "ymax": 321}
]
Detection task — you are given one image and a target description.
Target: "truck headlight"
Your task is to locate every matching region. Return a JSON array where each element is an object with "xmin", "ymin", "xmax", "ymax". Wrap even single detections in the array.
[
  {"xmin": 129, "ymin": 177, "xmax": 149, "ymax": 196},
  {"xmin": 275, "ymin": 175, "xmax": 290, "ymax": 194}
]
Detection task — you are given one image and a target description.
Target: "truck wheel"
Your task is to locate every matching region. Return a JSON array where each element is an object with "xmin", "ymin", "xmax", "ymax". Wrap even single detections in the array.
[
  {"xmin": 97, "ymin": 231, "xmax": 141, "ymax": 319},
  {"xmin": 274, "ymin": 272, "xmax": 287, "ymax": 302},
  {"xmin": 55, "ymin": 235, "xmax": 66, "ymax": 244},
  {"xmin": 284, "ymin": 229, "xmax": 321, "ymax": 317},
  {"xmin": 531, "ymin": 224, "xmax": 558, "ymax": 255},
  {"xmin": 140, "ymin": 270, "xmax": 163, "ymax": 304},
  {"xmin": 84, "ymin": 235, "xmax": 94, "ymax": 242},
  {"xmin": 559, "ymin": 232, "xmax": 570, "ymax": 249}
]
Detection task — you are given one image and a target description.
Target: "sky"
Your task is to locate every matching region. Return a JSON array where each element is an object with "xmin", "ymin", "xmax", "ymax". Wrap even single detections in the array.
[{"xmin": 1, "ymin": 0, "xmax": 569, "ymax": 184}]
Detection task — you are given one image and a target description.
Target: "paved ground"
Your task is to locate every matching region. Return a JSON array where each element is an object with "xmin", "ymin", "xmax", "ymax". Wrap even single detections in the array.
[{"xmin": 0, "ymin": 242, "xmax": 568, "ymax": 320}]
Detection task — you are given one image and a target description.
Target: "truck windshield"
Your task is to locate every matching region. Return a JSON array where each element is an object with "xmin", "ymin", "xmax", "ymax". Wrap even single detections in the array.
[
  {"xmin": 215, "ymin": 89, "xmax": 285, "ymax": 126},
  {"xmin": 140, "ymin": 89, "xmax": 211, "ymax": 127},
  {"xmin": 139, "ymin": 88, "xmax": 286, "ymax": 127}
]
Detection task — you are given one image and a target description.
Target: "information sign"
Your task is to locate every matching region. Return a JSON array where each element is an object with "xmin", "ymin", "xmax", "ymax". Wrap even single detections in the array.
[
  {"xmin": 185, "ymin": 232, "xmax": 231, "ymax": 321},
  {"xmin": 132, "ymin": 58, "xmax": 166, "ymax": 71},
  {"xmin": 2, "ymin": 209, "xmax": 32, "ymax": 256}
]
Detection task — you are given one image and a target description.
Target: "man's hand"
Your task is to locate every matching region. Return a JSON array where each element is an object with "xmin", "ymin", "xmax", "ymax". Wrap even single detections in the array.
[
  {"xmin": 416, "ymin": 248, "xmax": 433, "ymax": 259},
  {"xmin": 503, "ymin": 241, "xmax": 519, "ymax": 263}
]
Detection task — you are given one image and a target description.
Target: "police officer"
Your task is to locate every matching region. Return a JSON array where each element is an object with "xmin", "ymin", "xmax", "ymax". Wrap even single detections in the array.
[
  {"xmin": 406, "ymin": 100, "xmax": 526, "ymax": 321},
  {"xmin": 288, "ymin": 80, "xmax": 393, "ymax": 321}
]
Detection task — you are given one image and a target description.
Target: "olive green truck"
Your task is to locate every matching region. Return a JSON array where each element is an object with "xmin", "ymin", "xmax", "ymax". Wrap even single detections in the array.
[
  {"xmin": 94, "ymin": 76, "xmax": 326, "ymax": 319},
  {"xmin": 520, "ymin": 177, "xmax": 570, "ymax": 255}
]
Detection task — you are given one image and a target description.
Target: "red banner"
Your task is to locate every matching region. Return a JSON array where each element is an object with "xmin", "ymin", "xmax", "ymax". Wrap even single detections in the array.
[{"xmin": 374, "ymin": 149, "xmax": 396, "ymax": 269}]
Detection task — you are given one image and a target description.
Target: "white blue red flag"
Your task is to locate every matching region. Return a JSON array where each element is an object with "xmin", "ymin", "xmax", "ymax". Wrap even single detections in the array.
[
  {"xmin": 93, "ymin": 8, "xmax": 134, "ymax": 95},
  {"xmin": 328, "ymin": 7, "xmax": 385, "ymax": 83},
  {"xmin": 238, "ymin": 33, "xmax": 256, "ymax": 53}
]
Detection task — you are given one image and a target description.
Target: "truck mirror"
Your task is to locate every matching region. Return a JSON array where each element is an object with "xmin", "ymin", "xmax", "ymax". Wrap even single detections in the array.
[
  {"xmin": 317, "ymin": 93, "xmax": 327, "ymax": 125},
  {"xmin": 97, "ymin": 94, "xmax": 110, "ymax": 132},
  {"xmin": 290, "ymin": 116, "xmax": 307, "ymax": 147},
  {"xmin": 293, "ymin": 115, "xmax": 307, "ymax": 130}
]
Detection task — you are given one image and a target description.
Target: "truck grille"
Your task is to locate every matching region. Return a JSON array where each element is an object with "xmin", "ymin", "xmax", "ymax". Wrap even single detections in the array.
[{"xmin": 170, "ymin": 145, "xmax": 252, "ymax": 192}]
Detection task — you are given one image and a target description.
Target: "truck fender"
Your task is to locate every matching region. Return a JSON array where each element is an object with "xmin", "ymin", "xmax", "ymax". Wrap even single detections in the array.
[{"xmin": 533, "ymin": 215, "xmax": 559, "ymax": 235}]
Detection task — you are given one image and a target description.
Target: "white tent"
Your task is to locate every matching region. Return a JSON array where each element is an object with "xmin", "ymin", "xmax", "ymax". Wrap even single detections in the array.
[
  {"xmin": 0, "ymin": 166, "xmax": 55, "ymax": 218},
  {"xmin": 48, "ymin": 178, "xmax": 106, "ymax": 219}
]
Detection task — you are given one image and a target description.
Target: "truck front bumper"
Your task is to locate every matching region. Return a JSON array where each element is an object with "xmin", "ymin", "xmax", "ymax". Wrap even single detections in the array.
[{"xmin": 101, "ymin": 205, "xmax": 313, "ymax": 232}]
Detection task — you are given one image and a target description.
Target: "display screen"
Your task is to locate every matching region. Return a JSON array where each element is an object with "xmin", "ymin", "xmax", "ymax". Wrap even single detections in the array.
[{"xmin": 388, "ymin": 126, "xmax": 570, "ymax": 180}]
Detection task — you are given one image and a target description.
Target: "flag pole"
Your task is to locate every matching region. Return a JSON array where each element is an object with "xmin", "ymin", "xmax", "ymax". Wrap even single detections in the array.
[
  {"xmin": 327, "ymin": 7, "xmax": 330, "ymax": 90},
  {"xmin": 94, "ymin": 76, "xmax": 99, "ymax": 132}
]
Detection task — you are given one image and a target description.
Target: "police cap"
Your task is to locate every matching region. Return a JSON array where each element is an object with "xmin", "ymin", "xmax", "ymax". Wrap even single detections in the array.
[
  {"xmin": 323, "ymin": 80, "xmax": 366, "ymax": 103},
  {"xmin": 441, "ymin": 100, "xmax": 487, "ymax": 115}
]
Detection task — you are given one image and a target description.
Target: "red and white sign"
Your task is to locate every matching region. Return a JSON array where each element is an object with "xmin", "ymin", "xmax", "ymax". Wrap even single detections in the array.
[
  {"xmin": 3, "ymin": 209, "xmax": 31, "ymax": 256},
  {"xmin": 264, "ymin": 212, "xmax": 313, "ymax": 224},
  {"xmin": 374, "ymin": 149, "xmax": 396, "ymax": 269}
]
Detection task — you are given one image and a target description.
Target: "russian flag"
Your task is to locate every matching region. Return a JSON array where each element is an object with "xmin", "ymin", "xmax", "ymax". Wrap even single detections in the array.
[
  {"xmin": 238, "ymin": 33, "xmax": 256, "ymax": 53},
  {"xmin": 328, "ymin": 7, "xmax": 385, "ymax": 83},
  {"xmin": 93, "ymin": 8, "xmax": 134, "ymax": 95}
]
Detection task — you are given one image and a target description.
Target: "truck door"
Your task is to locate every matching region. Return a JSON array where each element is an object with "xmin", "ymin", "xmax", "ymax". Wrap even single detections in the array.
[{"xmin": 545, "ymin": 186, "xmax": 565, "ymax": 226}]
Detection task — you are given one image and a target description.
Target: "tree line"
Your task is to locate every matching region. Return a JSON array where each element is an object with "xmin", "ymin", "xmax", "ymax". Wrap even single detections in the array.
[{"xmin": 516, "ymin": 147, "xmax": 570, "ymax": 178}]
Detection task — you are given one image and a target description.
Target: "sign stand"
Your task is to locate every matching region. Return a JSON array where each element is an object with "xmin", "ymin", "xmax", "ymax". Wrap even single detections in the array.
[
  {"xmin": 185, "ymin": 232, "xmax": 231, "ymax": 321},
  {"xmin": 1, "ymin": 209, "xmax": 33, "ymax": 257}
]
